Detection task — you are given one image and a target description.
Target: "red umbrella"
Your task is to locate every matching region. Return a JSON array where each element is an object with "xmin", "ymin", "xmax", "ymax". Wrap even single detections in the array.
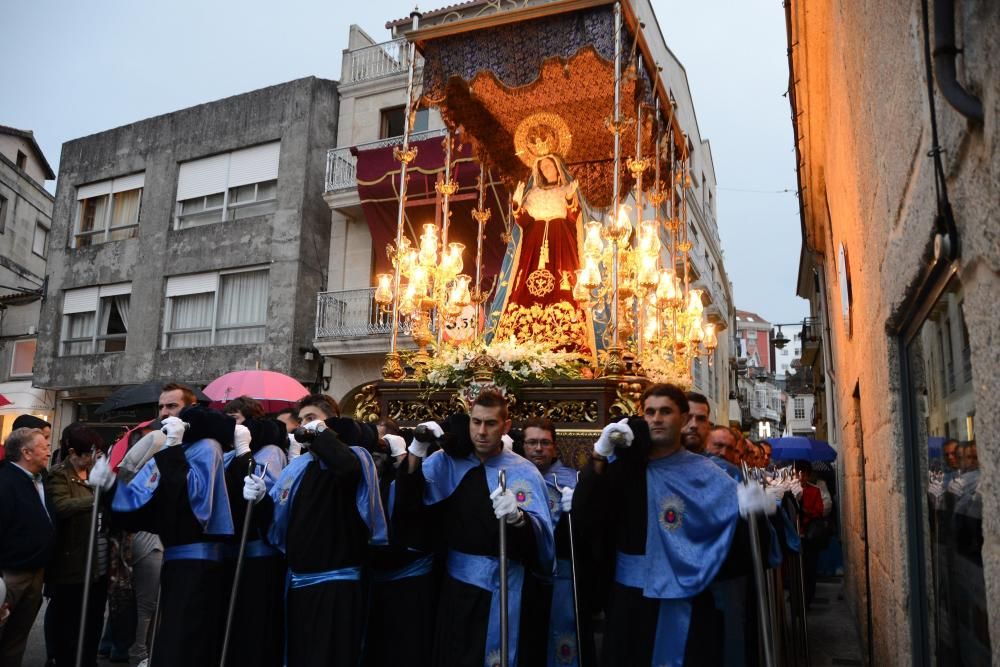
[
  {"xmin": 109, "ymin": 420, "xmax": 154, "ymax": 472},
  {"xmin": 203, "ymin": 370, "xmax": 310, "ymax": 414},
  {"xmin": 0, "ymin": 394, "xmax": 11, "ymax": 408}
]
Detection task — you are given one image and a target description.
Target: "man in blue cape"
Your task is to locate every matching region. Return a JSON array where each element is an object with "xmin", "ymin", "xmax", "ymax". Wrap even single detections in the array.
[
  {"xmin": 393, "ymin": 388, "xmax": 555, "ymax": 667},
  {"xmin": 575, "ymin": 383, "xmax": 740, "ymax": 666},
  {"xmin": 92, "ymin": 403, "xmax": 235, "ymax": 666},
  {"xmin": 242, "ymin": 394, "xmax": 386, "ymax": 667}
]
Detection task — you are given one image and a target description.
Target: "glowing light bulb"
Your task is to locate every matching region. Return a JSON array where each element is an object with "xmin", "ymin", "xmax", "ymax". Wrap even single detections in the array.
[
  {"xmin": 418, "ymin": 224, "xmax": 438, "ymax": 267},
  {"xmin": 374, "ymin": 273, "xmax": 393, "ymax": 305},
  {"xmin": 584, "ymin": 221, "xmax": 604, "ymax": 257}
]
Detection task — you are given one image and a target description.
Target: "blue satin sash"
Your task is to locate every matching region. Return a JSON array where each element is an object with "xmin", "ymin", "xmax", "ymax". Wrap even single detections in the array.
[
  {"xmin": 371, "ymin": 554, "xmax": 434, "ymax": 583},
  {"xmin": 288, "ymin": 565, "xmax": 362, "ymax": 589},
  {"xmin": 615, "ymin": 552, "xmax": 690, "ymax": 666},
  {"xmin": 163, "ymin": 542, "xmax": 224, "ymax": 562},
  {"xmin": 447, "ymin": 550, "xmax": 526, "ymax": 667}
]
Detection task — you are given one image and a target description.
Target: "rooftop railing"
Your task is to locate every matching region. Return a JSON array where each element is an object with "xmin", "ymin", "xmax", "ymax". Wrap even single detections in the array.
[{"xmin": 346, "ymin": 38, "xmax": 422, "ymax": 84}]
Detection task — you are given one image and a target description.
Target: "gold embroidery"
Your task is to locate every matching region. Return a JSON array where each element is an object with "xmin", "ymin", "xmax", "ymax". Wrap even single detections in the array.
[
  {"xmin": 526, "ymin": 269, "xmax": 556, "ymax": 297},
  {"xmin": 493, "ymin": 301, "xmax": 591, "ymax": 355}
]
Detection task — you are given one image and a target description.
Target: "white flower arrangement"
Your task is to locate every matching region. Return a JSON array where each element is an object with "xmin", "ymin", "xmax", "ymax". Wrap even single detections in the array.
[{"xmin": 413, "ymin": 336, "xmax": 585, "ymax": 393}]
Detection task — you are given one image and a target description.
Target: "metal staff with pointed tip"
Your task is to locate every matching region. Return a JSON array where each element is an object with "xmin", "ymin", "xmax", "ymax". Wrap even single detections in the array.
[
  {"xmin": 75, "ymin": 459, "xmax": 104, "ymax": 667},
  {"xmin": 742, "ymin": 461, "xmax": 776, "ymax": 667},
  {"xmin": 498, "ymin": 468, "xmax": 509, "ymax": 667},
  {"xmin": 219, "ymin": 458, "xmax": 265, "ymax": 666},
  {"xmin": 553, "ymin": 473, "xmax": 583, "ymax": 661}
]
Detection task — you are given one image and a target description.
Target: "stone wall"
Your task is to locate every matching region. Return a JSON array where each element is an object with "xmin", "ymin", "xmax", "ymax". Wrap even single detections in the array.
[{"xmin": 789, "ymin": 0, "xmax": 998, "ymax": 662}]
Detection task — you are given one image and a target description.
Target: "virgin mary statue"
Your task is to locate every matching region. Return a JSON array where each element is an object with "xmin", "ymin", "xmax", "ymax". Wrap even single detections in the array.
[{"xmin": 489, "ymin": 113, "xmax": 596, "ymax": 358}]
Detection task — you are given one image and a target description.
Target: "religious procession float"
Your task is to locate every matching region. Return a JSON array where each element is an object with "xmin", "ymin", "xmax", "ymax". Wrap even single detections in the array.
[{"xmin": 348, "ymin": 0, "xmax": 726, "ymax": 463}]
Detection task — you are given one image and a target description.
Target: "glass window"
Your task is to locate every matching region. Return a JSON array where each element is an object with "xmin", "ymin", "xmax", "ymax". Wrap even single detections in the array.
[
  {"xmin": 164, "ymin": 269, "xmax": 268, "ymax": 348},
  {"xmin": 61, "ymin": 291, "xmax": 130, "ymax": 355},
  {"xmin": 11, "ymin": 339, "xmax": 36, "ymax": 377},
  {"xmin": 32, "ymin": 222, "xmax": 48, "ymax": 257},
  {"xmin": 74, "ymin": 177, "xmax": 143, "ymax": 248},
  {"xmin": 905, "ymin": 276, "xmax": 987, "ymax": 663}
]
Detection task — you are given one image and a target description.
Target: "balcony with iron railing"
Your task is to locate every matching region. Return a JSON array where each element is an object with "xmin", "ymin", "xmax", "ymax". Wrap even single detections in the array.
[
  {"xmin": 315, "ymin": 288, "xmax": 441, "ymax": 356},
  {"xmin": 325, "ymin": 128, "xmax": 449, "ymax": 193},
  {"xmin": 799, "ymin": 315, "xmax": 822, "ymax": 365}
]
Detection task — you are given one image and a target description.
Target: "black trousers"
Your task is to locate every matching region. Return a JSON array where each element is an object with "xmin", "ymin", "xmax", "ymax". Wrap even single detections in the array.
[
  {"xmin": 46, "ymin": 577, "xmax": 109, "ymax": 667},
  {"xmin": 152, "ymin": 559, "xmax": 226, "ymax": 667}
]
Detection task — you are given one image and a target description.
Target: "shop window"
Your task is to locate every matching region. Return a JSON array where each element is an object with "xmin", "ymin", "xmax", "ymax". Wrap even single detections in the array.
[{"xmin": 904, "ymin": 276, "xmax": 987, "ymax": 662}]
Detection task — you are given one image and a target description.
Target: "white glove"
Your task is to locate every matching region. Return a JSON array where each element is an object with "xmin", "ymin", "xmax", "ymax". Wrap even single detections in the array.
[
  {"xmin": 243, "ymin": 474, "xmax": 266, "ymax": 503},
  {"xmin": 161, "ymin": 416, "xmax": 187, "ymax": 447},
  {"xmin": 87, "ymin": 455, "xmax": 116, "ymax": 491},
  {"xmin": 302, "ymin": 419, "xmax": 326, "ymax": 433},
  {"xmin": 409, "ymin": 421, "xmax": 442, "ymax": 458},
  {"xmin": 233, "ymin": 425, "xmax": 252, "ymax": 457},
  {"xmin": 560, "ymin": 485, "xmax": 574, "ymax": 513},
  {"xmin": 287, "ymin": 434, "xmax": 302, "ymax": 459},
  {"xmin": 490, "ymin": 485, "xmax": 523, "ymax": 524},
  {"xmin": 765, "ymin": 485, "xmax": 785, "ymax": 506},
  {"xmin": 790, "ymin": 480, "xmax": 803, "ymax": 498},
  {"xmin": 501, "ymin": 434, "xmax": 514, "ymax": 452},
  {"xmin": 737, "ymin": 482, "xmax": 775, "ymax": 517},
  {"xmin": 927, "ymin": 479, "xmax": 945, "ymax": 500},
  {"xmin": 595, "ymin": 418, "xmax": 633, "ymax": 457},
  {"xmin": 383, "ymin": 434, "xmax": 407, "ymax": 458}
]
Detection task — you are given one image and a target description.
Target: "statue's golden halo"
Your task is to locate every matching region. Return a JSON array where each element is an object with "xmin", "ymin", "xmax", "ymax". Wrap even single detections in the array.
[{"xmin": 513, "ymin": 112, "xmax": 573, "ymax": 166}]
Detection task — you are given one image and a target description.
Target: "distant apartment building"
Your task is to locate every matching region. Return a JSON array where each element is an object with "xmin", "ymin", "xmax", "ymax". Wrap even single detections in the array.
[
  {"xmin": 0, "ymin": 125, "xmax": 55, "ymax": 438},
  {"xmin": 33, "ymin": 78, "xmax": 338, "ymax": 437}
]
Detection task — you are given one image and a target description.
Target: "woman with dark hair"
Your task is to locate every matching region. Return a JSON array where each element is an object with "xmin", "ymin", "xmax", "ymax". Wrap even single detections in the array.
[
  {"xmin": 44, "ymin": 424, "xmax": 110, "ymax": 666},
  {"xmin": 223, "ymin": 395, "xmax": 266, "ymax": 425}
]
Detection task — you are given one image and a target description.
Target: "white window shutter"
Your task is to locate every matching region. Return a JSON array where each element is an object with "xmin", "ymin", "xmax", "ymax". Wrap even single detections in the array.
[
  {"xmin": 176, "ymin": 154, "xmax": 230, "ymax": 201},
  {"xmin": 228, "ymin": 142, "xmax": 280, "ymax": 188},
  {"xmin": 166, "ymin": 273, "xmax": 218, "ymax": 297},
  {"xmin": 77, "ymin": 180, "xmax": 112, "ymax": 201},
  {"xmin": 63, "ymin": 287, "xmax": 100, "ymax": 314},
  {"xmin": 99, "ymin": 282, "xmax": 132, "ymax": 298},
  {"xmin": 112, "ymin": 173, "xmax": 145, "ymax": 193}
]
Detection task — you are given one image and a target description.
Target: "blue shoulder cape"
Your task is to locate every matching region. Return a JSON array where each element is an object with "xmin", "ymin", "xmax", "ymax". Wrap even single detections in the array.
[
  {"xmin": 112, "ymin": 439, "xmax": 234, "ymax": 536},
  {"xmin": 267, "ymin": 446, "xmax": 387, "ymax": 553},
  {"xmin": 641, "ymin": 448, "xmax": 738, "ymax": 599},
  {"xmin": 223, "ymin": 444, "xmax": 287, "ymax": 492},
  {"xmin": 541, "ymin": 460, "xmax": 579, "ymax": 526},
  {"xmin": 422, "ymin": 448, "xmax": 555, "ymax": 576}
]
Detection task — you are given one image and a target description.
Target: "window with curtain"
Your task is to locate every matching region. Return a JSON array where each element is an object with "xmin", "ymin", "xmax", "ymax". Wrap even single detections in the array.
[
  {"xmin": 164, "ymin": 268, "xmax": 268, "ymax": 348},
  {"xmin": 10, "ymin": 339, "xmax": 36, "ymax": 377},
  {"xmin": 175, "ymin": 142, "xmax": 280, "ymax": 229},
  {"xmin": 74, "ymin": 174, "xmax": 144, "ymax": 248},
  {"xmin": 61, "ymin": 285, "xmax": 131, "ymax": 355}
]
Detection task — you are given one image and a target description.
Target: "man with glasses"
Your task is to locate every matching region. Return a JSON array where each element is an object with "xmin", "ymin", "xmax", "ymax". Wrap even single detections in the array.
[{"xmin": 0, "ymin": 427, "xmax": 55, "ymax": 666}]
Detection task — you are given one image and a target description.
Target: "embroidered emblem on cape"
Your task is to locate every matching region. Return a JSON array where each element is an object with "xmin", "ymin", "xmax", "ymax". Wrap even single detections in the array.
[
  {"xmin": 144, "ymin": 463, "xmax": 160, "ymax": 490},
  {"xmin": 508, "ymin": 479, "xmax": 533, "ymax": 508},
  {"xmin": 485, "ymin": 649, "xmax": 502, "ymax": 667},
  {"xmin": 278, "ymin": 478, "xmax": 294, "ymax": 505},
  {"xmin": 658, "ymin": 495, "xmax": 685, "ymax": 531},
  {"xmin": 546, "ymin": 485, "xmax": 561, "ymax": 514},
  {"xmin": 554, "ymin": 634, "xmax": 578, "ymax": 664}
]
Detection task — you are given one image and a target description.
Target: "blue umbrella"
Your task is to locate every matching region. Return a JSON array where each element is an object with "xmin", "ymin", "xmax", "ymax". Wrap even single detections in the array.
[{"xmin": 765, "ymin": 436, "xmax": 837, "ymax": 462}]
